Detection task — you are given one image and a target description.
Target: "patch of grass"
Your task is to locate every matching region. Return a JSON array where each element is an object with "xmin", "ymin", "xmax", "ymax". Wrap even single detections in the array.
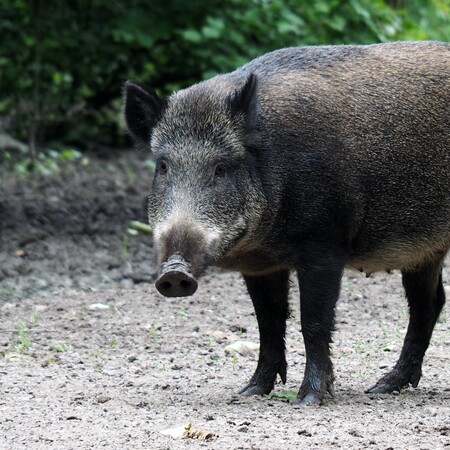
[
  {"xmin": 12, "ymin": 149, "xmax": 83, "ymax": 177},
  {"xmin": 49, "ymin": 340, "xmax": 72, "ymax": 353},
  {"xmin": 30, "ymin": 310, "xmax": 39, "ymax": 327},
  {"xmin": 13, "ymin": 310, "xmax": 39, "ymax": 353},
  {"xmin": 176, "ymin": 309, "xmax": 188, "ymax": 318},
  {"xmin": 15, "ymin": 321, "xmax": 31, "ymax": 353},
  {"xmin": 147, "ymin": 324, "xmax": 159, "ymax": 343}
]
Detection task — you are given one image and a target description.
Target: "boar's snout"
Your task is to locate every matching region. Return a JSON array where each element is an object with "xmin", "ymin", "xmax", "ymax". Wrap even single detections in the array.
[
  {"xmin": 155, "ymin": 270, "xmax": 198, "ymax": 297},
  {"xmin": 155, "ymin": 253, "xmax": 198, "ymax": 297},
  {"xmin": 154, "ymin": 220, "xmax": 219, "ymax": 296}
]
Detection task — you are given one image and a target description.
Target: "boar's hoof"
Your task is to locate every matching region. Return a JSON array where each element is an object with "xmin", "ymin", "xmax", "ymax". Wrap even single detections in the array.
[
  {"xmin": 155, "ymin": 271, "xmax": 198, "ymax": 297},
  {"xmin": 365, "ymin": 366, "xmax": 422, "ymax": 394},
  {"xmin": 365, "ymin": 383, "xmax": 400, "ymax": 395},
  {"xmin": 292, "ymin": 392, "xmax": 323, "ymax": 406},
  {"xmin": 239, "ymin": 382, "xmax": 274, "ymax": 396},
  {"xmin": 293, "ymin": 378, "xmax": 335, "ymax": 406}
]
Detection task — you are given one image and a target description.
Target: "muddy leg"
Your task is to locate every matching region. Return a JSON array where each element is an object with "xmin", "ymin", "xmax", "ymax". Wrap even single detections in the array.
[
  {"xmin": 294, "ymin": 264, "xmax": 343, "ymax": 405},
  {"xmin": 239, "ymin": 270, "xmax": 290, "ymax": 396},
  {"xmin": 366, "ymin": 257, "xmax": 446, "ymax": 394}
]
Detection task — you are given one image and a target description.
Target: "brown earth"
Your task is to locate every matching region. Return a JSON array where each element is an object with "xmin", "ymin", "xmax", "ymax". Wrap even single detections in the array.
[{"xmin": 0, "ymin": 152, "xmax": 449, "ymax": 449}]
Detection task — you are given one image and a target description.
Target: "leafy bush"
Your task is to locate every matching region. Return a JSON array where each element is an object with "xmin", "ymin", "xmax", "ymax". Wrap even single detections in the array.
[{"xmin": 0, "ymin": 0, "xmax": 448, "ymax": 162}]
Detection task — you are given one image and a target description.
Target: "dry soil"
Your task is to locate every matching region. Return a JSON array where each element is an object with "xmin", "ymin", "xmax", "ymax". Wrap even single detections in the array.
[{"xmin": 1, "ymin": 152, "xmax": 449, "ymax": 449}]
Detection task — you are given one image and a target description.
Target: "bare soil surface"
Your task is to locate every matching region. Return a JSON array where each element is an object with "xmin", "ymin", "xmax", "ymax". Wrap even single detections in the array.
[{"xmin": 1, "ymin": 152, "xmax": 449, "ymax": 449}]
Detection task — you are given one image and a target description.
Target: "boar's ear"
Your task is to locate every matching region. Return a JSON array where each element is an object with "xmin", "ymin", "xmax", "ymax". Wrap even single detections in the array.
[
  {"xmin": 123, "ymin": 81, "xmax": 166, "ymax": 148},
  {"xmin": 227, "ymin": 73, "xmax": 258, "ymax": 129}
]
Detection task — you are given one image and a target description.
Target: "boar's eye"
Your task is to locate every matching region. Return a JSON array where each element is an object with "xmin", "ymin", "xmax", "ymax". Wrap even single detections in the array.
[
  {"xmin": 214, "ymin": 163, "xmax": 227, "ymax": 178},
  {"xmin": 156, "ymin": 159, "xmax": 168, "ymax": 175}
]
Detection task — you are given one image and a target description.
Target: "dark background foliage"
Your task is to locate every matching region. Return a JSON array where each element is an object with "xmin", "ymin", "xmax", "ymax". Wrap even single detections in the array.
[{"xmin": 0, "ymin": 0, "xmax": 448, "ymax": 168}]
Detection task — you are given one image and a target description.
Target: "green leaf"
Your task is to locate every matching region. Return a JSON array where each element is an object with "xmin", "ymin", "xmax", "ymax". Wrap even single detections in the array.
[
  {"xmin": 202, "ymin": 17, "xmax": 225, "ymax": 39},
  {"xmin": 264, "ymin": 389, "xmax": 298, "ymax": 402},
  {"xmin": 53, "ymin": 72, "xmax": 63, "ymax": 84},
  {"xmin": 329, "ymin": 15, "xmax": 347, "ymax": 32},
  {"xmin": 180, "ymin": 29, "xmax": 202, "ymax": 43}
]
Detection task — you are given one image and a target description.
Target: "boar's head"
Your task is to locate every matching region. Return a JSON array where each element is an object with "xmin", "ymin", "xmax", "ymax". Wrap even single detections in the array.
[{"xmin": 123, "ymin": 74, "xmax": 268, "ymax": 297}]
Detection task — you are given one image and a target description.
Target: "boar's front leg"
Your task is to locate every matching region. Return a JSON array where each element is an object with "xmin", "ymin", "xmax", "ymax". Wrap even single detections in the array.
[
  {"xmin": 240, "ymin": 270, "xmax": 290, "ymax": 396},
  {"xmin": 294, "ymin": 263, "xmax": 343, "ymax": 405}
]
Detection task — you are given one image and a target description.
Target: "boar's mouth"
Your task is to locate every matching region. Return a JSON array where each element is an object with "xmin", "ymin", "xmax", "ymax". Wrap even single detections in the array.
[{"xmin": 155, "ymin": 253, "xmax": 198, "ymax": 297}]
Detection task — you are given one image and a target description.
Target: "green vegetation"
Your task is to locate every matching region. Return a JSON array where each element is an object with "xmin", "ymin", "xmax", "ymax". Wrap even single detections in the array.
[
  {"xmin": 14, "ymin": 320, "xmax": 32, "ymax": 352},
  {"xmin": 264, "ymin": 389, "xmax": 298, "ymax": 402},
  {"xmin": 13, "ymin": 310, "xmax": 39, "ymax": 353},
  {"xmin": 0, "ymin": 0, "xmax": 448, "ymax": 170},
  {"xmin": 128, "ymin": 220, "xmax": 153, "ymax": 236},
  {"xmin": 49, "ymin": 340, "xmax": 72, "ymax": 353},
  {"xmin": 5, "ymin": 147, "xmax": 83, "ymax": 176}
]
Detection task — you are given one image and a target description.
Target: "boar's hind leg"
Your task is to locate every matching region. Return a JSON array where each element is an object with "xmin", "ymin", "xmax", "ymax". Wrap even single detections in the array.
[
  {"xmin": 366, "ymin": 255, "xmax": 446, "ymax": 394},
  {"xmin": 239, "ymin": 270, "xmax": 290, "ymax": 396},
  {"xmin": 294, "ymin": 264, "xmax": 343, "ymax": 405}
]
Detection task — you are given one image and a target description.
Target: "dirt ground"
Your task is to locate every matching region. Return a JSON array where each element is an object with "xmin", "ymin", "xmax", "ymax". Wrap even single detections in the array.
[{"xmin": 1, "ymin": 152, "xmax": 449, "ymax": 449}]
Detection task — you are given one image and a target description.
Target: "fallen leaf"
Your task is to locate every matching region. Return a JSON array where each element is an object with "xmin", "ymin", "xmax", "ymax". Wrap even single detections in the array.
[
  {"xmin": 160, "ymin": 423, "xmax": 218, "ymax": 440},
  {"xmin": 224, "ymin": 341, "xmax": 259, "ymax": 356},
  {"xmin": 184, "ymin": 427, "xmax": 219, "ymax": 440},
  {"xmin": 160, "ymin": 423, "xmax": 192, "ymax": 439}
]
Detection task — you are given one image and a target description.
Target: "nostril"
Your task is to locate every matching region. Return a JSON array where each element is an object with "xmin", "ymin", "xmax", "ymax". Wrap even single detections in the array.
[
  {"xmin": 160, "ymin": 281, "xmax": 172, "ymax": 291},
  {"xmin": 180, "ymin": 279, "xmax": 192, "ymax": 289}
]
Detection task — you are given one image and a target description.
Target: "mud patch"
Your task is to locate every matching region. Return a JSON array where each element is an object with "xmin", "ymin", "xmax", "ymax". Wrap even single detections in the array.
[{"xmin": 0, "ymin": 151, "xmax": 155, "ymax": 299}]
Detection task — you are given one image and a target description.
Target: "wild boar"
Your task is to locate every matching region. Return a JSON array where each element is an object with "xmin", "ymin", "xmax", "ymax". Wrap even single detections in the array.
[{"xmin": 123, "ymin": 41, "xmax": 449, "ymax": 404}]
